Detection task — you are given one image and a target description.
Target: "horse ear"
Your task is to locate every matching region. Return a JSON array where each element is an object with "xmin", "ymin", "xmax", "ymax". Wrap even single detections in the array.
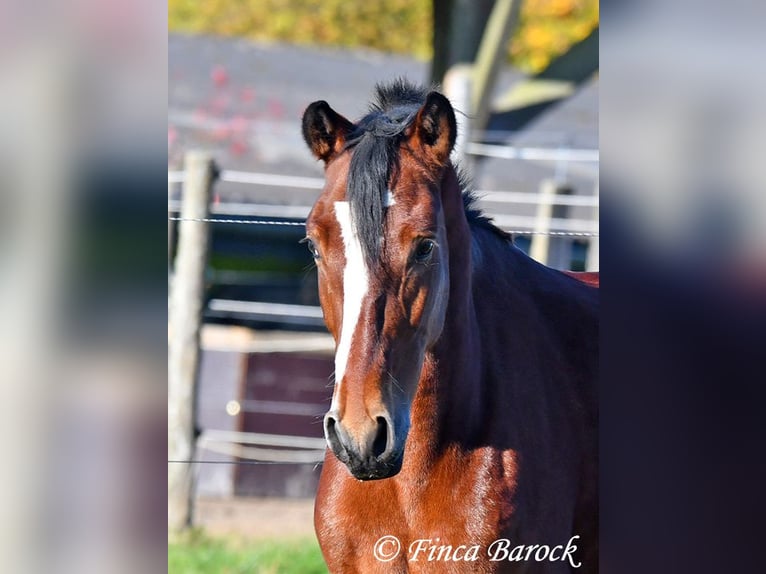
[
  {"xmin": 409, "ymin": 91, "xmax": 457, "ymax": 166},
  {"xmin": 302, "ymin": 100, "xmax": 354, "ymax": 163}
]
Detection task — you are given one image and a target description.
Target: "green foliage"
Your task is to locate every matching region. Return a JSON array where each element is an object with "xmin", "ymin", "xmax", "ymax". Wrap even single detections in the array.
[
  {"xmin": 168, "ymin": 0, "xmax": 598, "ymax": 73},
  {"xmin": 514, "ymin": 0, "xmax": 599, "ymax": 72},
  {"xmin": 168, "ymin": 530, "xmax": 328, "ymax": 574},
  {"xmin": 168, "ymin": 0, "xmax": 432, "ymax": 59}
]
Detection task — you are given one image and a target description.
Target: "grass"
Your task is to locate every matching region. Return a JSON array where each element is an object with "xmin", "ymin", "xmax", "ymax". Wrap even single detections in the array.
[{"xmin": 169, "ymin": 530, "xmax": 328, "ymax": 574}]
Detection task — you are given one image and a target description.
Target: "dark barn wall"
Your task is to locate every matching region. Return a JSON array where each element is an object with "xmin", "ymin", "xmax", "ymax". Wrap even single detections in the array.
[{"xmin": 234, "ymin": 353, "xmax": 333, "ymax": 498}]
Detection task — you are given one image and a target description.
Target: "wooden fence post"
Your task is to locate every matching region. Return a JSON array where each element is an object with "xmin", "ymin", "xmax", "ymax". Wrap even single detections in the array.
[
  {"xmin": 586, "ymin": 182, "xmax": 599, "ymax": 271},
  {"xmin": 529, "ymin": 179, "xmax": 557, "ymax": 265},
  {"xmin": 168, "ymin": 151, "xmax": 216, "ymax": 535},
  {"xmin": 530, "ymin": 179, "xmax": 573, "ymax": 267}
]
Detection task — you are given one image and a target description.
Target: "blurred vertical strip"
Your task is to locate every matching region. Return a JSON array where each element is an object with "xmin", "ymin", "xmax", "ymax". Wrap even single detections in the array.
[
  {"xmin": 0, "ymin": 1, "xmax": 167, "ymax": 573},
  {"xmin": 601, "ymin": 1, "xmax": 766, "ymax": 573}
]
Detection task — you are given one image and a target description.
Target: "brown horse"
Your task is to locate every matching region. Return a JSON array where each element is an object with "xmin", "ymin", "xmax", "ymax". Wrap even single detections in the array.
[{"xmin": 301, "ymin": 80, "xmax": 598, "ymax": 573}]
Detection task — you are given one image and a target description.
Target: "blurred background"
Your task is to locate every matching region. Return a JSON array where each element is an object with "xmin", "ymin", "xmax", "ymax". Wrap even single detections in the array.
[
  {"xmin": 1, "ymin": 1, "xmax": 764, "ymax": 573},
  {"xmin": 167, "ymin": 1, "xmax": 598, "ymax": 572}
]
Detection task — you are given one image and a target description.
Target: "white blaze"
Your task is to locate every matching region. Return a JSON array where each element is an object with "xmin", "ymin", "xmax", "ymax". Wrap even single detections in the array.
[{"xmin": 332, "ymin": 201, "xmax": 369, "ymax": 406}]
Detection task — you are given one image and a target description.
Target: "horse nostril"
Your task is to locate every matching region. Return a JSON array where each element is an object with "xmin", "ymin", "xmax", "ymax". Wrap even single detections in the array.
[
  {"xmin": 372, "ymin": 416, "xmax": 390, "ymax": 459},
  {"xmin": 324, "ymin": 413, "xmax": 341, "ymax": 449}
]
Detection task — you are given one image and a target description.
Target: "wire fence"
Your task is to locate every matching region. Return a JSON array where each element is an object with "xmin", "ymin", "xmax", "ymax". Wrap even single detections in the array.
[
  {"xmin": 168, "ymin": 166, "xmax": 599, "ymax": 238},
  {"xmin": 169, "ymin": 427, "xmax": 328, "ymax": 465},
  {"xmin": 465, "ymin": 142, "xmax": 599, "ymax": 163},
  {"xmin": 168, "ymin": 459, "xmax": 304, "ymax": 465},
  {"xmin": 169, "ymin": 216, "xmax": 306, "ymax": 227},
  {"xmin": 167, "ymin": 215, "xmax": 598, "ymax": 237},
  {"xmin": 170, "ymin": 428, "xmax": 328, "ymax": 466}
]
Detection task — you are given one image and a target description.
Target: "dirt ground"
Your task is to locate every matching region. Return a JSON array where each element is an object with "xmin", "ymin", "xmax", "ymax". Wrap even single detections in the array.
[{"xmin": 195, "ymin": 497, "xmax": 317, "ymax": 540}]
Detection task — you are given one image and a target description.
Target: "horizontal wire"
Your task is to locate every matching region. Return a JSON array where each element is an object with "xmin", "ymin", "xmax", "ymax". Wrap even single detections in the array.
[
  {"xmin": 168, "ymin": 216, "xmax": 598, "ymax": 237},
  {"xmin": 169, "ymin": 216, "xmax": 305, "ymax": 226},
  {"xmin": 514, "ymin": 230, "xmax": 599, "ymax": 237},
  {"xmin": 465, "ymin": 142, "xmax": 599, "ymax": 163},
  {"xmin": 168, "ymin": 459, "xmax": 321, "ymax": 466},
  {"xmin": 169, "ymin": 170, "xmax": 599, "ymax": 206}
]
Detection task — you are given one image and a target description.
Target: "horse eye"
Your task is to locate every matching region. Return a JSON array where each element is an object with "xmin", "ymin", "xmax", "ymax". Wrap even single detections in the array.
[
  {"xmin": 414, "ymin": 239, "xmax": 435, "ymax": 263},
  {"xmin": 301, "ymin": 238, "xmax": 321, "ymax": 259}
]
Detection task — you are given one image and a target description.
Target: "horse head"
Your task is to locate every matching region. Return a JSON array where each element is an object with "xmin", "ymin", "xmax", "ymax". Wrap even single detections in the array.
[{"xmin": 302, "ymin": 83, "xmax": 459, "ymax": 480}]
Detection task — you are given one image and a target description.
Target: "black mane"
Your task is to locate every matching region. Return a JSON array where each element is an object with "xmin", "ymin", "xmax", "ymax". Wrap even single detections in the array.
[{"xmin": 344, "ymin": 79, "xmax": 509, "ymax": 263}]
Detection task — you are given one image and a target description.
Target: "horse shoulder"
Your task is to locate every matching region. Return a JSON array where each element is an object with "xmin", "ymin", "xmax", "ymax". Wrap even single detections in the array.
[{"xmin": 405, "ymin": 448, "xmax": 521, "ymax": 544}]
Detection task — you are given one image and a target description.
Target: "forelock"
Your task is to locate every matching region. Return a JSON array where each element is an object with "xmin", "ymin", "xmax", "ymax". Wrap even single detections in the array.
[{"xmin": 343, "ymin": 80, "xmax": 428, "ymax": 264}]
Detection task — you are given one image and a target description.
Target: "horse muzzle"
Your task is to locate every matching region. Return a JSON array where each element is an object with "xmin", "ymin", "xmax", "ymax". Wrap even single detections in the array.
[{"xmin": 323, "ymin": 411, "xmax": 404, "ymax": 480}]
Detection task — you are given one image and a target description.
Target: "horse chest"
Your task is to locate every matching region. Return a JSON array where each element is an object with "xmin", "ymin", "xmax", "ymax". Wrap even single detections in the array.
[{"xmin": 316, "ymin": 455, "xmax": 520, "ymax": 573}]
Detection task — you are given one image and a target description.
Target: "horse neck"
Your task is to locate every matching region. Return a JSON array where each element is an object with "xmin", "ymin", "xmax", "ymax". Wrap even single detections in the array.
[{"xmin": 404, "ymin": 172, "xmax": 597, "ymax": 474}]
